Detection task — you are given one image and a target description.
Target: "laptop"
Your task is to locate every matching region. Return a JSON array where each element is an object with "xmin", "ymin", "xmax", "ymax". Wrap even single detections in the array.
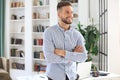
[{"xmin": 77, "ymin": 62, "xmax": 92, "ymax": 80}]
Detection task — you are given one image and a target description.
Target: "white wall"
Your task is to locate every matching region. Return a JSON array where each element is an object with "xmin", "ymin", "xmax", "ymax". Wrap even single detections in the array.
[
  {"xmin": 50, "ymin": 0, "xmax": 58, "ymax": 26},
  {"xmin": 89, "ymin": 0, "xmax": 99, "ymax": 66},
  {"xmin": 90, "ymin": 0, "xmax": 99, "ymax": 26},
  {"xmin": 78, "ymin": 0, "xmax": 88, "ymax": 26},
  {"xmin": 5, "ymin": 0, "xmax": 10, "ymax": 58},
  {"xmin": 108, "ymin": 0, "xmax": 120, "ymax": 74}
]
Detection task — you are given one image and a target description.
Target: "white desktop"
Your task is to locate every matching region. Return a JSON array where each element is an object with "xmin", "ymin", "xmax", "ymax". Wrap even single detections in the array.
[
  {"xmin": 15, "ymin": 71, "xmax": 120, "ymax": 80},
  {"xmin": 15, "ymin": 62, "xmax": 120, "ymax": 80}
]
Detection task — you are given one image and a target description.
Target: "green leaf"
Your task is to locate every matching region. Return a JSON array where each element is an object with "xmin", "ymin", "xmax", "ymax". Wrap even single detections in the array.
[{"xmin": 77, "ymin": 22, "xmax": 100, "ymax": 62}]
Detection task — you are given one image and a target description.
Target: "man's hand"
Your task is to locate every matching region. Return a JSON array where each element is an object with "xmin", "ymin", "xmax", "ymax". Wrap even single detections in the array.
[
  {"xmin": 54, "ymin": 49, "xmax": 65, "ymax": 57},
  {"xmin": 73, "ymin": 45, "xmax": 84, "ymax": 53}
]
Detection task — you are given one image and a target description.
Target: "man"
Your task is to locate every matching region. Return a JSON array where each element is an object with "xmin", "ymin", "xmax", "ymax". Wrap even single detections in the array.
[{"xmin": 43, "ymin": 1, "xmax": 87, "ymax": 80}]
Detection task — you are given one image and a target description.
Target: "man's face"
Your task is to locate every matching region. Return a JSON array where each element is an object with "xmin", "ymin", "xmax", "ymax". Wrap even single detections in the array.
[{"xmin": 58, "ymin": 6, "xmax": 73, "ymax": 24}]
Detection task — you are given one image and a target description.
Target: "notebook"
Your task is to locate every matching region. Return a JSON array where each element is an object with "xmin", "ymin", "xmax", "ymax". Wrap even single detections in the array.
[{"xmin": 77, "ymin": 62, "xmax": 92, "ymax": 80}]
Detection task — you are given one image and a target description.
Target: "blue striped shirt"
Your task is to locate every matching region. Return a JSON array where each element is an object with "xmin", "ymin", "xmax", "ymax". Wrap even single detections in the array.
[{"xmin": 43, "ymin": 24, "xmax": 87, "ymax": 80}]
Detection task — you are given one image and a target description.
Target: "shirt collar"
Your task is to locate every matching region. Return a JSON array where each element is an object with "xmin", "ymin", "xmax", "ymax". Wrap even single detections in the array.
[{"xmin": 57, "ymin": 23, "xmax": 72, "ymax": 32}]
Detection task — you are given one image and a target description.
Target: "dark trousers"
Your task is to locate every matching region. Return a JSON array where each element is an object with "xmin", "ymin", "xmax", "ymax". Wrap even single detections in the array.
[{"xmin": 48, "ymin": 74, "xmax": 79, "ymax": 80}]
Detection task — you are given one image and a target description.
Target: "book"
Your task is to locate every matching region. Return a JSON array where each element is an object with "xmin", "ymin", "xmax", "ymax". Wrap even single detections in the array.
[
  {"xmin": 20, "ymin": 51, "xmax": 24, "ymax": 57},
  {"xmin": 11, "ymin": 37, "xmax": 15, "ymax": 44},
  {"xmin": 34, "ymin": 51, "xmax": 40, "ymax": 58},
  {"xmin": 11, "ymin": 48, "xmax": 17, "ymax": 57},
  {"xmin": 40, "ymin": 51, "xmax": 44, "ymax": 59},
  {"xmin": 21, "ymin": 26, "xmax": 25, "ymax": 32}
]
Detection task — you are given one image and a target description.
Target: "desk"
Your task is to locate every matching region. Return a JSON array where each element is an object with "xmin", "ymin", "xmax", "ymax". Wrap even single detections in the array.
[
  {"xmin": 16, "ymin": 74, "xmax": 48, "ymax": 80},
  {"xmin": 16, "ymin": 72, "xmax": 120, "ymax": 80},
  {"xmin": 82, "ymin": 72, "xmax": 120, "ymax": 80}
]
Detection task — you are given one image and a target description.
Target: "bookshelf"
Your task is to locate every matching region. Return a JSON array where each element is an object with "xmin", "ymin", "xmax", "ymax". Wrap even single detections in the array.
[
  {"xmin": 9, "ymin": 0, "xmax": 25, "ymax": 70},
  {"xmin": 32, "ymin": 0, "xmax": 50, "ymax": 73}
]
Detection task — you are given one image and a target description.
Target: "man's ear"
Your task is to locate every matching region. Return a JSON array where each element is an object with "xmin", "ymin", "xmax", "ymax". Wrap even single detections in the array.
[
  {"xmin": 58, "ymin": 13, "xmax": 60, "ymax": 18},
  {"xmin": 58, "ymin": 11, "xmax": 61, "ymax": 18}
]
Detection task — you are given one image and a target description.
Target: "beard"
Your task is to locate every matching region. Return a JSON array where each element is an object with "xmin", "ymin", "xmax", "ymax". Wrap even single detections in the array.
[{"xmin": 61, "ymin": 17, "xmax": 73, "ymax": 24}]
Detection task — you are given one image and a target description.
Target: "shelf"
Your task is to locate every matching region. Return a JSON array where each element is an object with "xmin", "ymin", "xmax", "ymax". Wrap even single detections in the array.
[
  {"xmin": 32, "ymin": 19, "xmax": 49, "ymax": 21},
  {"xmin": 10, "ymin": 57, "xmax": 25, "ymax": 60},
  {"xmin": 10, "ymin": 7, "xmax": 25, "ymax": 10},
  {"xmin": 72, "ymin": 3, "xmax": 78, "ymax": 6},
  {"xmin": 33, "ymin": 58, "xmax": 46, "ymax": 62},
  {"xmin": 32, "ymin": 45, "xmax": 43, "ymax": 48},
  {"xmin": 73, "ymin": 18, "xmax": 78, "ymax": 20},
  {"xmin": 32, "ymin": 32, "xmax": 43, "ymax": 35},
  {"xmin": 32, "ymin": 71, "xmax": 45, "ymax": 74},
  {"xmin": 10, "ymin": 44, "xmax": 24, "ymax": 47},
  {"xmin": 10, "ymin": 32, "xmax": 24, "ymax": 35},
  {"xmin": 32, "ymin": 5, "xmax": 49, "ymax": 8},
  {"xmin": 10, "ymin": 20, "xmax": 25, "ymax": 22},
  {"xmin": 10, "ymin": 69, "xmax": 25, "ymax": 71}
]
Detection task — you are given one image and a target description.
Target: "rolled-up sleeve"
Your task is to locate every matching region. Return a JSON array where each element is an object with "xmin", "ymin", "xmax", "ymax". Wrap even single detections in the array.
[
  {"xmin": 65, "ymin": 33, "xmax": 87, "ymax": 62},
  {"xmin": 65, "ymin": 50, "xmax": 87, "ymax": 62}
]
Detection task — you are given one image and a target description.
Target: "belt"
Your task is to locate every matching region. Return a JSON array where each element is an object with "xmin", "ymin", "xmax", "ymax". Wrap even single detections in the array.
[{"xmin": 48, "ymin": 77, "xmax": 52, "ymax": 80}]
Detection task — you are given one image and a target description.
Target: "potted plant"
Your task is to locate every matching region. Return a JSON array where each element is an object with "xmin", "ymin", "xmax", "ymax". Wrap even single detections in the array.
[
  {"xmin": 77, "ymin": 22, "xmax": 100, "ymax": 71},
  {"xmin": 77, "ymin": 22, "xmax": 100, "ymax": 61}
]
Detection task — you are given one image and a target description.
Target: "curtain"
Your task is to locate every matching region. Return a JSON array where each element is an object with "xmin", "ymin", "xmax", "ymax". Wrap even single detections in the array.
[{"xmin": 0, "ymin": 0, "xmax": 5, "ymax": 57}]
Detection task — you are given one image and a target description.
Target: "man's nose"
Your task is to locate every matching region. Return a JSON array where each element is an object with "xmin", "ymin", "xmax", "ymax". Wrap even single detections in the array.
[{"xmin": 69, "ymin": 13, "xmax": 73, "ymax": 18}]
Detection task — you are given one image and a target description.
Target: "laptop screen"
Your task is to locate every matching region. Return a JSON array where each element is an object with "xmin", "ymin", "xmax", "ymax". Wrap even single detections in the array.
[{"xmin": 77, "ymin": 62, "xmax": 92, "ymax": 79}]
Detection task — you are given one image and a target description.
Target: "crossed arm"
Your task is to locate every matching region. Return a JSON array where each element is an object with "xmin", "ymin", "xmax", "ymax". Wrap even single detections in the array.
[
  {"xmin": 43, "ymin": 29, "xmax": 87, "ymax": 63},
  {"xmin": 54, "ymin": 45, "xmax": 84, "ymax": 57}
]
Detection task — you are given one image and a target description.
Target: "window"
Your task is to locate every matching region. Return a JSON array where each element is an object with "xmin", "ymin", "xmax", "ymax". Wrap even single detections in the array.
[{"xmin": 99, "ymin": 0, "xmax": 108, "ymax": 71}]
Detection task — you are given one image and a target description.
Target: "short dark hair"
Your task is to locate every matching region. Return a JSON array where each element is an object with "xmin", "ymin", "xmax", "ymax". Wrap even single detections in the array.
[{"xmin": 57, "ymin": 1, "xmax": 72, "ymax": 11}]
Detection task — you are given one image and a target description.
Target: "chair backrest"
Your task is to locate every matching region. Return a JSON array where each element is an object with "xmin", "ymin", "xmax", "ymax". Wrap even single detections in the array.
[
  {"xmin": 0, "ymin": 57, "xmax": 10, "ymax": 72},
  {"xmin": 0, "ymin": 58, "xmax": 3, "ymax": 69}
]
